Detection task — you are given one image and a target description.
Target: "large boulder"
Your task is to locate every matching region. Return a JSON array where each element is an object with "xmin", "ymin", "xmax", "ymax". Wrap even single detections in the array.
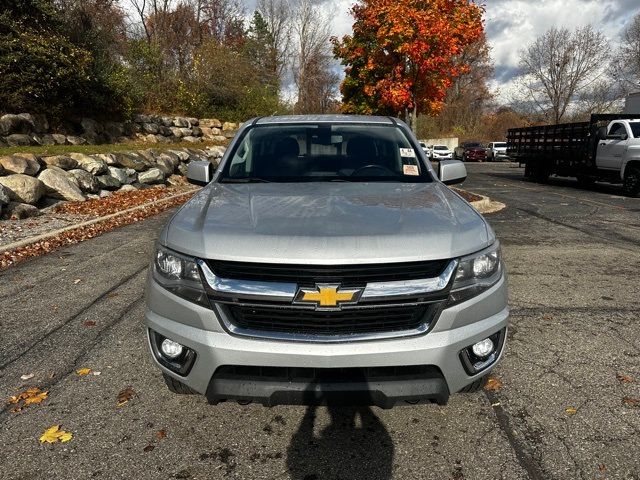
[
  {"xmin": 51, "ymin": 134, "xmax": 68, "ymax": 145},
  {"xmin": 142, "ymin": 123, "xmax": 159, "ymax": 134},
  {"xmin": 191, "ymin": 126, "xmax": 203, "ymax": 137},
  {"xmin": 96, "ymin": 175, "xmax": 121, "ymax": 190},
  {"xmin": 42, "ymin": 155, "xmax": 78, "ymax": 170},
  {"xmin": 169, "ymin": 127, "xmax": 184, "ymax": 138},
  {"xmin": 0, "ymin": 174, "xmax": 46, "ymax": 204},
  {"xmin": 5, "ymin": 134, "xmax": 33, "ymax": 146},
  {"xmin": 28, "ymin": 114, "xmax": 49, "ymax": 134},
  {"xmin": 138, "ymin": 168, "xmax": 165, "ymax": 184},
  {"xmin": 94, "ymin": 153, "xmax": 117, "ymax": 166},
  {"xmin": 66, "ymin": 135, "xmax": 87, "ymax": 145},
  {"xmin": 0, "ymin": 114, "xmax": 34, "ymax": 135},
  {"xmin": 168, "ymin": 149, "xmax": 190, "ymax": 162},
  {"xmin": 69, "ymin": 169, "xmax": 99, "ymax": 193},
  {"xmin": 113, "ymin": 152, "xmax": 149, "ymax": 171},
  {"xmin": 32, "ymin": 134, "xmax": 56, "ymax": 146},
  {"xmin": 206, "ymin": 145, "xmax": 227, "ymax": 159},
  {"xmin": 154, "ymin": 157, "xmax": 174, "ymax": 176},
  {"xmin": 68, "ymin": 153, "xmax": 107, "ymax": 175},
  {"xmin": 103, "ymin": 121, "xmax": 125, "ymax": 141},
  {"xmin": 2, "ymin": 201, "xmax": 41, "ymax": 220},
  {"xmin": 12, "ymin": 153, "xmax": 42, "ymax": 175},
  {"xmin": 200, "ymin": 118, "xmax": 222, "ymax": 129},
  {"xmin": 107, "ymin": 166, "xmax": 136, "ymax": 185},
  {"xmin": 222, "ymin": 122, "xmax": 237, "ymax": 131},
  {"xmin": 0, "ymin": 183, "xmax": 9, "ymax": 205},
  {"xmin": 81, "ymin": 118, "xmax": 102, "ymax": 134},
  {"xmin": 182, "ymin": 136, "xmax": 201, "ymax": 143},
  {"xmin": 38, "ymin": 166, "xmax": 85, "ymax": 202},
  {"xmin": 173, "ymin": 117, "xmax": 190, "ymax": 128},
  {"xmin": 0, "ymin": 156, "xmax": 30, "ymax": 175}
]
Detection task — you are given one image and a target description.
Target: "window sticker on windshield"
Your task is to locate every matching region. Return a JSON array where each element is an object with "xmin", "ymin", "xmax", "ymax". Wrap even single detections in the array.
[
  {"xmin": 400, "ymin": 148, "xmax": 415, "ymax": 158},
  {"xmin": 403, "ymin": 164, "xmax": 419, "ymax": 176}
]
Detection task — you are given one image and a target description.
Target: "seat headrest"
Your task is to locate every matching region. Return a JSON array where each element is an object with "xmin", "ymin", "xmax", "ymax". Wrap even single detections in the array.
[{"xmin": 274, "ymin": 137, "xmax": 300, "ymax": 157}]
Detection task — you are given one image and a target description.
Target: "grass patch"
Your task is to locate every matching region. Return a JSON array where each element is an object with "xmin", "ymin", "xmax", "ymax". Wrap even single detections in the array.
[{"xmin": 0, "ymin": 140, "xmax": 228, "ymax": 157}]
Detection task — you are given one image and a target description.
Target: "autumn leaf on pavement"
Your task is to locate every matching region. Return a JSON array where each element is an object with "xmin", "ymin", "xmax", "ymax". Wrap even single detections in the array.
[
  {"xmin": 565, "ymin": 406, "xmax": 578, "ymax": 415},
  {"xmin": 8, "ymin": 387, "xmax": 48, "ymax": 412},
  {"xmin": 39, "ymin": 425, "xmax": 73, "ymax": 444},
  {"xmin": 83, "ymin": 320, "xmax": 97, "ymax": 327},
  {"xmin": 117, "ymin": 387, "xmax": 135, "ymax": 407},
  {"xmin": 622, "ymin": 397, "xmax": 640, "ymax": 407},
  {"xmin": 76, "ymin": 368, "xmax": 92, "ymax": 376},
  {"xmin": 616, "ymin": 373, "xmax": 635, "ymax": 383},
  {"xmin": 542, "ymin": 314, "xmax": 553, "ymax": 321},
  {"xmin": 156, "ymin": 429, "xmax": 167, "ymax": 440},
  {"xmin": 20, "ymin": 373, "xmax": 35, "ymax": 381},
  {"xmin": 143, "ymin": 444, "xmax": 155, "ymax": 452},
  {"xmin": 484, "ymin": 377, "xmax": 503, "ymax": 392}
]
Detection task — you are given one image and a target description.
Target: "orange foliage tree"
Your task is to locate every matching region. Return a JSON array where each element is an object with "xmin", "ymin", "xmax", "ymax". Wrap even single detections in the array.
[{"xmin": 332, "ymin": 0, "xmax": 484, "ymax": 130}]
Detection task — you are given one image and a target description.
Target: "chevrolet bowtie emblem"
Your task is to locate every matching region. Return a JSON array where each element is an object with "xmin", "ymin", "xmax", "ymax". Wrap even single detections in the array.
[{"xmin": 294, "ymin": 284, "xmax": 363, "ymax": 310}]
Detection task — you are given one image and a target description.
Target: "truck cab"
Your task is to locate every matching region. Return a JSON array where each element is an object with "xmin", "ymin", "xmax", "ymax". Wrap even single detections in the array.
[{"xmin": 596, "ymin": 120, "xmax": 640, "ymax": 177}]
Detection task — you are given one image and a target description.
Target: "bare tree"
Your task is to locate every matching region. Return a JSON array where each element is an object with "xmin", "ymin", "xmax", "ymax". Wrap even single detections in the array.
[
  {"xmin": 257, "ymin": 0, "xmax": 292, "ymax": 82},
  {"xmin": 615, "ymin": 13, "xmax": 640, "ymax": 92},
  {"xmin": 515, "ymin": 26, "xmax": 610, "ymax": 123},
  {"xmin": 291, "ymin": 0, "xmax": 338, "ymax": 114}
]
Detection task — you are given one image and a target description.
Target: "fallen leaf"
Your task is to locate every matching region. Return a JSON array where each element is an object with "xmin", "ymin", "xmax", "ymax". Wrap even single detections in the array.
[
  {"xmin": 20, "ymin": 373, "xmax": 35, "ymax": 381},
  {"xmin": 39, "ymin": 425, "xmax": 73, "ymax": 444},
  {"xmin": 117, "ymin": 387, "xmax": 135, "ymax": 407},
  {"xmin": 24, "ymin": 390, "xmax": 48, "ymax": 406},
  {"xmin": 92, "ymin": 371, "xmax": 101, "ymax": 376},
  {"xmin": 83, "ymin": 320, "xmax": 97, "ymax": 327},
  {"xmin": 73, "ymin": 279, "xmax": 81, "ymax": 284},
  {"xmin": 76, "ymin": 368, "xmax": 92, "ymax": 376},
  {"xmin": 156, "ymin": 429, "xmax": 167, "ymax": 440},
  {"xmin": 616, "ymin": 373, "xmax": 635, "ymax": 384},
  {"xmin": 542, "ymin": 314, "xmax": 553, "ymax": 321},
  {"xmin": 622, "ymin": 397, "xmax": 640, "ymax": 407},
  {"xmin": 143, "ymin": 444, "xmax": 155, "ymax": 452},
  {"xmin": 565, "ymin": 406, "xmax": 578, "ymax": 415},
  {"xmin": 8, "ymin": 387, "xmax": 48, "ymax": 411},
  {"xmin": 598, "ymin": 464, "xmax": 606, "ymax": 473},
  {"xmin": 484, "ymin": 377, "xmax": 503, "ymax": 391},
  {"xmin": 106, "ymin": 292, "xmax": 119, "ymax": 299}
]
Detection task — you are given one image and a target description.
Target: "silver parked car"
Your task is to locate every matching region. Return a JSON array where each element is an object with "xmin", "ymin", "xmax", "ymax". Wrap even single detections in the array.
[{"xmin": 145, "ymin": 115, "xmax": 509, "ymax": 408}]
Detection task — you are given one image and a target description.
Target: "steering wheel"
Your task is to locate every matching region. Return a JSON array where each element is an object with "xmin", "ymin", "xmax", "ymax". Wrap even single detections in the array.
[{"xmin": 351, "ymin": 165, "xmax": 395, "ymax": 177}]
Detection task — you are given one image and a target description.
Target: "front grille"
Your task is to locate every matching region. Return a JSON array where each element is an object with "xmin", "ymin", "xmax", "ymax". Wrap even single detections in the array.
[
  {"xmin": 226, "ymin": 304, "xmax": 436, "ymax": 336},
  {"xmin": 207, "ymin": 259, "xmax": 449, "ymax": 285}
]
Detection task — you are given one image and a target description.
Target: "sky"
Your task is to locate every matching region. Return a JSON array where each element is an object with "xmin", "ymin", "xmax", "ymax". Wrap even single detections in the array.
[{"xmin": 312, "ymin": 0, "xmax": 640, "ymax": 102}]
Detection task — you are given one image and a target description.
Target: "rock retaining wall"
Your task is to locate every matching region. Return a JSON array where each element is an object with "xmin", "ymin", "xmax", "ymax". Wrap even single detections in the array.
[
  {"xmin": 0, "ymin": 145, "xmax": 226, "ymax": 219},
  {"xmin": 0, "ymin": 113, "xmax": 240, "ymax": 147}
]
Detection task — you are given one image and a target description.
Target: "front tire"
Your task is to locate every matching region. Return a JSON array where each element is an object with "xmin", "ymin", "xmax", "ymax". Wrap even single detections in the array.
[{"xmin": 623, "ymin": 165, "xmax": 640, "ymax": 197}]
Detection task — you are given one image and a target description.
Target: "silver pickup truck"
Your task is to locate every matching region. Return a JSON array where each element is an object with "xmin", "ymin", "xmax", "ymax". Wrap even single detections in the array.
[{"xmin": 145, "ymin": 115, "xmax": 509, "ymax": 408}]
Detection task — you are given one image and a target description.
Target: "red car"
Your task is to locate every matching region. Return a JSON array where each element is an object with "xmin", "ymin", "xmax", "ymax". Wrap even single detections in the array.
[{"xmin": 454, "ymin": 142, "xmax": 487, "ymax": 162}]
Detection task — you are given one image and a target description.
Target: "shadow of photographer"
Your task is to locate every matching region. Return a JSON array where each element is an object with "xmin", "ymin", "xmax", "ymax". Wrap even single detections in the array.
[{"xmin": 285, "ymin": 379, "xmax": 394, "ymax": 480}]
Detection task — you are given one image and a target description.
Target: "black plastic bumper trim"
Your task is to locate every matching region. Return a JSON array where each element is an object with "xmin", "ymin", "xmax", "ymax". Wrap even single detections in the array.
[{"xmin": 205, "ymin": 365, "xmax": 449, "ymax": 409}]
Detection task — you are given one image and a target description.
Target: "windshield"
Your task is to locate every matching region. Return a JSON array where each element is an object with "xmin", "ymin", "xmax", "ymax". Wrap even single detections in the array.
[
  {"xmin": 494, "ymin": 143, "xmax": 506, "ymax": 148},
  {"xmin": 219, "ymin": 124, "xmax": 432, "ymax": 183},
  {"xmin": 630, "ymin": 122, "xmax": 640, "ymax": 138},
  {"xmin": 434, "ymin": 146, "xmax": 448, "ymax": 150},
  {"xmin": 465, "ymin": 143, "xmax": 482, "ymax": 148}
]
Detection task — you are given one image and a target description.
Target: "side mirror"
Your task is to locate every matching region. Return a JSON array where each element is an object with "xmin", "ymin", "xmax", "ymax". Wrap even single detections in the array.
[
  {"xmin": 597, "ymin": 126, "xmax": 607, "ymax": 140},
  {"xmin": 438, "ymin": 160, "xmax": 467, "ymax": 185},
  {"xmin": 187, "ymin": 161, "xmax": 214, "ymax": 186}
]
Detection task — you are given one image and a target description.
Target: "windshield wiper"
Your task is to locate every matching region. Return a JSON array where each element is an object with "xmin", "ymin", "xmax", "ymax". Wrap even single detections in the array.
[{"xmin": 223, "ymin": 177, "xmax": 272, "ymax": 183}]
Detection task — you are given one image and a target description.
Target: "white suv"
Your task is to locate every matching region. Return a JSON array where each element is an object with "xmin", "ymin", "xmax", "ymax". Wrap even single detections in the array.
[{"xmin": 430, "ymin": 145, "xmax": 453, "ymax": 160}]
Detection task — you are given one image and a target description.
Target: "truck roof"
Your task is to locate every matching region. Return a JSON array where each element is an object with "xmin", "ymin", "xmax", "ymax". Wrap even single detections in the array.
[{"xmin": 254, "ymin": 115, "xmax": 396, "ymax": 125}]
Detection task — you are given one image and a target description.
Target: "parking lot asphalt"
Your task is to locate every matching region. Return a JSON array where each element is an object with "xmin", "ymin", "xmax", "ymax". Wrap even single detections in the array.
[{"xmin": 0, "ymin": 162, "xmax": 639, "ymax": 480}]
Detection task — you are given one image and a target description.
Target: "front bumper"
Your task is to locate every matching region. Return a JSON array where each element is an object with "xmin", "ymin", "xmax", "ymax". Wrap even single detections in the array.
[{"xmin": 145, "ymin": 272, "xmax": 509, "ymax": 407}]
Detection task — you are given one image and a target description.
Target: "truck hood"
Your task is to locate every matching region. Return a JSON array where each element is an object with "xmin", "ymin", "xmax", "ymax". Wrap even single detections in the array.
[{"xmin": 164, "ymin": 182, "xmax": 492, "ymax": 264}]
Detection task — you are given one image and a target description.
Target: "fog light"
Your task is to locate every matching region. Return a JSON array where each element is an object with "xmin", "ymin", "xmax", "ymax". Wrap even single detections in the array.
[
  {"xmin": 160, "ymin": 338, "xmax": 183, "ymax": 359},
  {"xmin": 471, "ymin": 338, "xmax": 494, "ymax": 358}
]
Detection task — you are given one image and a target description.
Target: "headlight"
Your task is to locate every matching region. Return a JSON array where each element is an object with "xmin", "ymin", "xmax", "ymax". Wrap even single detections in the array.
[
  {"xmin": 153, "ymin": 245, "xmax": 209, "ymax": 307},
  {"xmin": 448, "ymin": 242, "xmax": 502, "ymax": 306}
]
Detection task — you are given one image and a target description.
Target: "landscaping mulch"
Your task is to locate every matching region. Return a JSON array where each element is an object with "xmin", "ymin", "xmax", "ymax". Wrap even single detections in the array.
[{"xmin": 0, "ymin": 186, "xmax": 197, "ymax": 270}]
